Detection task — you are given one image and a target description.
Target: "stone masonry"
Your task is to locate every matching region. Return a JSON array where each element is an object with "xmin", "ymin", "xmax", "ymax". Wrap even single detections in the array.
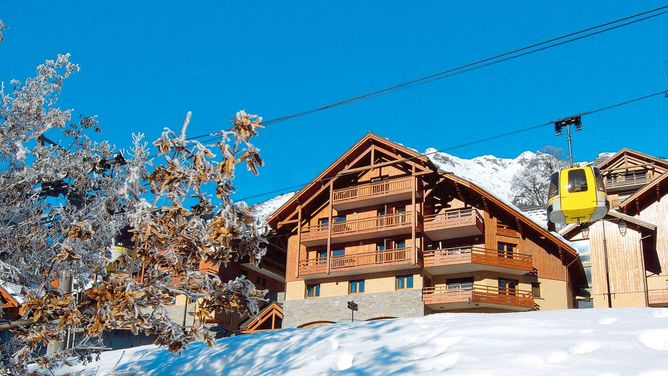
[{"xmin": 282, "ymin": 289, "xmax": 426, "ymax": 328}]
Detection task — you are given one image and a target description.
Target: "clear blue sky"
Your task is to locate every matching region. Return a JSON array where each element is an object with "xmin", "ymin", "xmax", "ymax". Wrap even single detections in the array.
[{"xmin": 1, "ymin": 1, "xmax": 667, "ymax": 203}]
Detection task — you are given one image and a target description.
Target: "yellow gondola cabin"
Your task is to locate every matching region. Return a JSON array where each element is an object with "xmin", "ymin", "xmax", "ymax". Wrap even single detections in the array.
[{"xmin": 547, "ymin": 166, "xmax": 609, "ymax": 225}]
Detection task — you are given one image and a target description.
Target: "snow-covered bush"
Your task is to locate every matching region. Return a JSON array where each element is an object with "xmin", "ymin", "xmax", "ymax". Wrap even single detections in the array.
[{"xmin": 0, "ymin": 54, "xmax": 267, "ymax": 374}]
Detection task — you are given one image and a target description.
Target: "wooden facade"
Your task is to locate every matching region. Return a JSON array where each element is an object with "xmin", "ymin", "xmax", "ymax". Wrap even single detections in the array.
[
  {"xmin": 562, "ymin": 149, "xmax": 668, "ymax": 308},
  {"xmin": 270, "ymin": 134, "xmax": 586, "ymax": 327}
]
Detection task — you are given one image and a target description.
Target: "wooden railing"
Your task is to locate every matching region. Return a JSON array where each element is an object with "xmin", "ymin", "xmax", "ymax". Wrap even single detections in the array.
[
  {"xmin": 331, "ymin": 212, "xmax": 412, "ymax": 235},
  {"xmin": 299, "ymin": 247, "xmax": 416, "ymax": 275},
  {"xmin": 423, "ymin": 208, "xmax": 483, "ymax": 230},
  {"xmin": 421, "ymin": 246, "xmax": 532, "ymax": 271},
  {"xmin": 330, "ymin": 247, "xmax": 414, "ymax": 270},
  {"xmin": 332, "ymin": 177, "xmax": 413, "ymax": 202},
  {"xmin": 605, "ymin": 174, "xmax": 650, "ymax": 189},
  {"xmin": 298, "ymin": 257, "xmax": 327, "ymax": 275},
  {"xmin": 302, "ymin": 212, "xmax": 413, "ymax": 240},
  {"xmin": 422, "ymin": 284, "xmax": 534, "ymax": 309}
]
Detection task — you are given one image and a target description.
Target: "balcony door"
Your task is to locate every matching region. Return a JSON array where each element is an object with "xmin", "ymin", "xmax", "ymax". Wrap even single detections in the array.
[
  {"xmin": 377, "ymin": 239, "xmax": 406, "ymax": 262},
  {"xmin": 446, "ymin": 277, "xmax": 473, "ymax": 292},
  {"xmin": 497, "ymin": 242, "xmax": 515, "ymax": 259},
  {"xmin": 498, "ymin": 278, "xmax": 518, "ymax": 295},
  {"xmin": 377, "ymin": 205, "xmax": 407, "ymax": 226}
]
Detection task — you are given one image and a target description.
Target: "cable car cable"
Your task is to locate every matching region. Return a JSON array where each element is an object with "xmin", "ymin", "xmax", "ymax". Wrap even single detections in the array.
[{"xmin": 236, "ymin": 89, "xmax": 667, "ymax": 202}]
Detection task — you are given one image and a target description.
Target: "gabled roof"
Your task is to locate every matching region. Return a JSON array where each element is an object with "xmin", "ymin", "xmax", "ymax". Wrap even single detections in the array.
[
  {"xmin": 240, "ymin": 302, "xmax": 283, "ymax": 333},
  {"xmin": 268, "ymin": 133, "xmax": 437, "ymax": 228},
  {"xmin": 0, "ymin": 285, "xmax": 20, "ymax": 308},
  {"xmin": 619, "ymin": 173, "xmax": 668, "ymax": 216},
  {"xmin": 442, "ymin": 173, "xmax": 580, "ymax": 260},
  {"xmin": 597, "ymin": 148, "xmax": 668, "ymax": 172},
  {"xmin": 560, "ymin": 209, "xmax": 657, "ymax": 238},
  {"xmin": 268, "ymin": 133, "xmax": 581, "ymax": 267}
]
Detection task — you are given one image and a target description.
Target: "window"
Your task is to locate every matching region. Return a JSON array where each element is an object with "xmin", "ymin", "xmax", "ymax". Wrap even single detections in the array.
[
  {"xmin": 306, "ymin": 284, "xmax": 320, "ymax": 298},
  {"xmin": 567, "ymin": 169, "xmax": 588, "ymax": 193},
  {"xmin": 396, "ymin": 275, "xmax": 414, "ymax": 290},
  {"xmin": 349, "ymin": 280, "xmax": 365, "ymax": 294},
  {"xmin": 498, "ymin": 278, "xmax": 518, "ymax": 295},
  {"xmin": 548, "ymin": 172, "xmax": 559, "ymax": 199},
  {"xmin": 531, "ymin": 282, "xmax": 541, "ymax": 298},
  {"xmin": 593, "ymin": 168, "xmax": 606, "ymax": 192},
  {"xmin": 332, "ymin": 248, "xmax": 345, "ymax": 257},
  {"xmin": 446, "ymin": 277, "xmax": 473, "ymax": 291},
  {"xmin": 394, "ymin": 240, "xmax": 406, "ymax": 249},
  {"xmin": 316, "ymin": 250, "xmax": 327, "ymax": 261},
  {"xmin": 318, "ymin": 218, "xmax": 329, "ymax": 228},
  {"xmin": 497, "ymin": 242, "xmax": 515, "ymax": 258},
  {"xmin": 333, "ymin": 216, "xmax": 346, "ymax": 223}
]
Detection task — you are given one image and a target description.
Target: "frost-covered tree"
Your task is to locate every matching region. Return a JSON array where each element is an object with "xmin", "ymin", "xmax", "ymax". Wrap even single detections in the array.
[
  {"xmin": 511, "ymin": 147, "xmax": 568, "ymax": 208},
  {"xmin": 0, "ymin": 54, "xmax": 267, "ymax": 374}
]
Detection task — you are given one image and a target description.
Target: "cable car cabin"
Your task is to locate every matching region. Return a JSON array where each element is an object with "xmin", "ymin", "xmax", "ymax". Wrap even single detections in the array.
[{"xmin": 547, "ymin": 166, "xmax": 609, "ymax": 225}]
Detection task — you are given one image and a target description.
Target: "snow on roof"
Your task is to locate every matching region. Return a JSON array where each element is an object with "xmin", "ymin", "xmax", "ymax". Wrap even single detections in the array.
[
  {"xmin": 47, "ymin": 307, "xmax": 668, "ymax": 375},
  {"xmin": 0, "ymin": 279, "xmax": 27, "ymax": 304}
]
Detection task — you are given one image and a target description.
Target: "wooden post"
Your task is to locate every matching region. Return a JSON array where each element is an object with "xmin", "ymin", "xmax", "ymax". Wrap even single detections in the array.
[
  {"xmin": 296, "ymin": 205, "xmax": 301, "ymax": 278},
  {"xmin": 412, "ymin": 167, "xmax": 417, "ymax": 265},
  {"xmin": 327, "ymin": 181, "xmax": 334, "ymax": 275}
]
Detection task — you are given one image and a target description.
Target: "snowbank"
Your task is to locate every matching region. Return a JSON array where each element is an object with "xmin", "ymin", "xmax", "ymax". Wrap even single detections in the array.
[{"xmin": 51, "ymin": 308, "xmax": 668, "ymax": 375}]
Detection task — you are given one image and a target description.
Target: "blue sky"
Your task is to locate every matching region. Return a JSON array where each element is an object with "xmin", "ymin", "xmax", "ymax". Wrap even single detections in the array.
[{"xmin": 1, "ymin": 1, "xmax": 667, "ymax": 203}]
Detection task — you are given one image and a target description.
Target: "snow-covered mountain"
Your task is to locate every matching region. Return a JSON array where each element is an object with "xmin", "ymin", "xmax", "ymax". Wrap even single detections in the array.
[
  {"xmin": 251, "ymin": 150, "xmax": 612, "ymax": 227},
  {"xmin": 427, "ymin": 149, "xmax": 539, "ymax": 204}
]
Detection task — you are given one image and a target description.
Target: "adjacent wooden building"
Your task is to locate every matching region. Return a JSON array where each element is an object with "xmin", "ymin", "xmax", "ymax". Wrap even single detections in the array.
[
  {"xmin": 561, "ymin": 149, "xmax": 668, "ymax": 308},
  {"xmin": 269, "ymin": 134, "xmax": 587, "ymax": 328}
]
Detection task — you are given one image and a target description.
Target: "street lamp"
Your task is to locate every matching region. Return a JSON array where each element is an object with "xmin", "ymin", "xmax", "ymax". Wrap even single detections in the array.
[
  {"xmin": 618, "ymin": 219, "xmax": 628, "ymax": 237},
  {"xmin": 581, "ymin": 225, "xmax": 590, "ymax": 240}
]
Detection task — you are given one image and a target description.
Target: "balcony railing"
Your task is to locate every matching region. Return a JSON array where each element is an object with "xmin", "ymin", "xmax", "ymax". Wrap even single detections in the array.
[
  {"xmin": 298, "ymin": 257, "xmax": 328, "ymax": 275},
  {"xmin": 299, "ymin": 247, "xmax": 417, "ymax": 276},
  {"xmin": 421, "ymin": 246, "xmax": 532, "ymax": 273},
  {"xmin": 301, "ymin": 212, "xmax": 415, "ymax": 245},
  {"xmin": 332, "ymin": 177, "xmax": 413, "ymax": 209},
  {"xmin": 605, "ymin": 174, "xmax": 650, "ymax": 190},
  {"xmin": 423, "ymin": 208, "xmax": 484, "ymax": 239},
  {"xmin": 648, "ymin": 288, "xmax": 668, "ymax": 306},
  {"xmin": 422, "ymin": 284, "xmax": 534, "ymax": 309},
  {"xmin": 330, "ymin": 247, "xmax": 414, "ymax": 270}
]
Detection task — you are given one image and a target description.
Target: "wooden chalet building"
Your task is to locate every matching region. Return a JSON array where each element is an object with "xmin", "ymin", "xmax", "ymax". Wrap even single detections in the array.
[
  {"xmin": 561, "ymin": 149, "xmax": 668, "ymax": 308},
  {"xmin": 268, "ymin": 134, "xmax": 587, "ymax": 328}
]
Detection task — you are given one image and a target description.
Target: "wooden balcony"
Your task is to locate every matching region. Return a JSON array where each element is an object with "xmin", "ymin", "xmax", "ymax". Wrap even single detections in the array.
[
  {"xmin": 648, "ymin": 289, "xmax": 668, "ymax": 307},
  {"xmin": 300, "ymin": 212, "xmax": 417, "ymax": 246},
  {"xmin": 605, "ymin": 174, "xmax": 650, "ymax": 192},
  {"xmin": 423, "ymin": 208, "xmax": 484, "ymax": 240},
  {"xmin": 332, "ymin": 177, "xmax": 415, "ymax": 210},
  {"xmin": 299, "ymin": 247, "xmax": 417, "ymax": 279},
  {"xmin": 298, "ymin": 257, "xmax": 328, "ymax": 276},
  {"xmin": 422, "ymin": 285, "xmax": 534, "ymax": 311},
  {"xmin": 421, "ymin": 246, "xmax": 532, "ymax": 275}
]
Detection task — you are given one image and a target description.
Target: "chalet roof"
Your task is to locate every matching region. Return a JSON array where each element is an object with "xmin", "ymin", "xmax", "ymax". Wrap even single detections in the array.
[
  {"xmin": 441, "ymin": 172, "xmax": 580, "ymax": 259},
  {"xmin": 0, "ymin": 284, "xmax": 21, "ymax": 307},
  {"xmin": 619, "ymin": 172, "xmax": 668, "ymax": 216},
  {"xmin": 239, "ymin": 302, "xmax": 283, "ymax": 333},
  {"xmin": 596, "ymin": 148, "xmax": 668, "ymax": 171},
  {"xmin": 269, "ymin": 133, "xmax": 581, "ymax": 263},
  {"xmin": 267, "ymin": 133, "xmax": 437, "ymax": 228},
  {"xmin": 559, "ymin": 209, "xmax": 656, "ymax": 238}
]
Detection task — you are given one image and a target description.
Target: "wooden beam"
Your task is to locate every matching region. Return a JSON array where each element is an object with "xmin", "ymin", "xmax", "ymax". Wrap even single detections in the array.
[
  {"xmin": 326, "ymin": 181, "xmax": 334, "ymax": 275},
  {"xmin": 411, "ymin": 167, "xmax": 417, "ymax": 265},
  {"xmin": 295, "ymin": 205, "xmax": 302, "ymax": 279}
]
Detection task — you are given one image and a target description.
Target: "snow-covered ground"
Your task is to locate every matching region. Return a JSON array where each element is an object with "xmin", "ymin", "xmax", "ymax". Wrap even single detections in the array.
[{"xmin": 50, "ymin": 308, "xmax": 668, "ymax": 375}]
